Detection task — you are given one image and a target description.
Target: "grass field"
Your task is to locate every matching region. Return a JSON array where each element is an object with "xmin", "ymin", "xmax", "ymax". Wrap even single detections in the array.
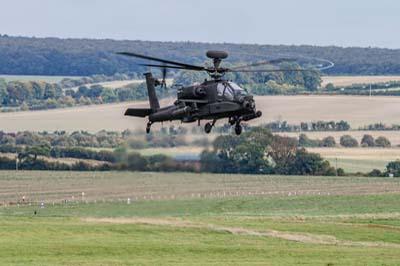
[
  {"xmin": 1, "ymin": 95, "xmax": 400, "ymax": 132},
  {"xmin": 1, "ymin": 171, "xmax": 400, "ymax": 265},
  {"xmin": 4, "ymin": 171, "xmax": 400, "ymax": 203},
  {"xmin": 308, "ymin": 147, "xmax": 400, "ymax": 173},
  {"xmin": 321, "ymin": 75, "xmax": 400, "ymax": 87}
]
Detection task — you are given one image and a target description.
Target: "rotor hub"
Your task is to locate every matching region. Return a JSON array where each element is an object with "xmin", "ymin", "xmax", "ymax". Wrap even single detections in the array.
[{"xmin": 206, "ymin": 51, "xmax": 228, "ymax": 60}]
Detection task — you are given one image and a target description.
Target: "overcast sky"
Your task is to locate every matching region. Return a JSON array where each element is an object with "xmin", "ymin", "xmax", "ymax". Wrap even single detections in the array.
[{"xmin": 1, "ymin": 0, "xmax": 399, "ymax": 48}]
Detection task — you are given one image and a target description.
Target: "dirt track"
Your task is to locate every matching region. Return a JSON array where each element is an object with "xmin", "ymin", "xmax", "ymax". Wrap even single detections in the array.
[{"xmin": 83, "ymin": 217, "xmax": 400, "ymax": 248}]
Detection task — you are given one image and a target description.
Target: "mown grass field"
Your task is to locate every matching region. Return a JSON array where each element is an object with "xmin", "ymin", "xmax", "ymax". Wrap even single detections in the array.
[{"xmin": 1, "ymin": 173, "xmax": 400, "ymax": 265}]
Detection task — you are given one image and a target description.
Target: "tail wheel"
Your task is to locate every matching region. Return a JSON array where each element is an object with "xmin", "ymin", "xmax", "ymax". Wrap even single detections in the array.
[
  {"xmin": 235, "ymin": 124, "xmax": 242, "ymax": 135},
  {"xmin": 204, "ymin": 122, "xmax": 212, "ymax": 134},
  {"xmin": 146, "ymin": 122, "xmax": 152, "ymax": 134}
]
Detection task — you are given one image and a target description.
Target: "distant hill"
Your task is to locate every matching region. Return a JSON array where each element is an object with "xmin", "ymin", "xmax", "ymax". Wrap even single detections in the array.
[{"xmin": 1, "ymin": 35, "xmax": 400, "ymax": 76}]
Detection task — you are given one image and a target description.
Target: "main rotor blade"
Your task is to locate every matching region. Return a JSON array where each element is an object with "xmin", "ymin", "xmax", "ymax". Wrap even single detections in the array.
[
  {"xmin": 117, "ymin": 52, "xmax": 205, "ymax": 70},
  {"xmin": 231, "ymin": 58, "xmax": 297, "ymax": 70},
  {"xmin": 138, "ymin": 63, "xmax": 204, "ymax": 71},
  {"xmin": 229, "ymin": 68, "xmax": 318, "ymax": 73}
]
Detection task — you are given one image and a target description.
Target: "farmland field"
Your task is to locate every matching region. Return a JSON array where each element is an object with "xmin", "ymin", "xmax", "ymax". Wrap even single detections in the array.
[
  {"xmin": 308, "ymin": 147, "xmax": 400, "ymax": 173},
  {"xmin": 321, "ymin": 75, "xmax": 400, "ymax": 87},
  {"xmin": 1, "ymin": 171, "xmax": 400, "ymax": 265},
  {"xmin": 1, "ymin": 95, "xmax": 400, "ymax": 132}
]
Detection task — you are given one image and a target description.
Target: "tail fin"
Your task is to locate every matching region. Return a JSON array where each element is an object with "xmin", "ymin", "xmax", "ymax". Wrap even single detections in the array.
[{"xmin": 144, "ymin": 72, "xmax": 160, "ymax": 112}]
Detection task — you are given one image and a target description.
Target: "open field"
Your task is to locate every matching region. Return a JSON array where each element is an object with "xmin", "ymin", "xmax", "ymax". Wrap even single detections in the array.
[
  {"xmin": 308, "ymin": 147, "xmax": 400, "ymax": 173},
  {"xmin": 1, "ymin": 171, "xmax": 400, "ymax": 265},
  {"xmin": 321, "ymin": 75, "xmax": 400, "ymax": 87},
  {"xmin": 0, "ymin": 74, "xmax": 81, "ymax": 83},
  {"xmin": 1, "ymin": 171, "xmax": 400, "ymax": 204},
  {"xmin": 1, "ymin": 95, "xmax": 400, "ymax": 132}
]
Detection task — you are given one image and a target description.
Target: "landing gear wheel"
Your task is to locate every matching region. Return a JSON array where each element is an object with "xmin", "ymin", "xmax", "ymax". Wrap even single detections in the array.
[
  {"xmin": 204, "ymin": 122, "xmax": 212, "ymax": 134},
  {"xmin": 146, "ymin": 122, "xmax": 152, "ymax": 134},
  {"xmin": 235, "ymin": 124, "xmax": 242, "ymax": 135}
]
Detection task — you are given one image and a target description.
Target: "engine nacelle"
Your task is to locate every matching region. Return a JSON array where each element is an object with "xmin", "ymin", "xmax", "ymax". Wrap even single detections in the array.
[{"xmin": 178, "ymin": 86, "xmax": 206, "ymax": 100}]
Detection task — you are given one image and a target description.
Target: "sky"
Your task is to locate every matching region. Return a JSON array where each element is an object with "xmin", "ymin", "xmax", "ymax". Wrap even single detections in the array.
[{"xmin": 0, "ymin": 0, "xmax": 399, "ymax": 48}]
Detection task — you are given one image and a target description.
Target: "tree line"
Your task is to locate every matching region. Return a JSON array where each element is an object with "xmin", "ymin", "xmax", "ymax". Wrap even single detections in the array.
[
  {"xmin": 0, "ymin": 127, "xmax": 398, "ymax": 176},
  {"xmin": 2, "ymin": 35, "xmax": 400, "ymax": 76},
  {"xmin": 298, "ymin": 133, "xmax": 391, "ymax": 148}
]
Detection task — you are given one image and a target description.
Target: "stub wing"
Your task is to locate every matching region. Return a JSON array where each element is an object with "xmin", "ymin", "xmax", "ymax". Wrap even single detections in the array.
[{"xmin": 124, "ymin": 108, "xmax": 152, "ymax": 117}]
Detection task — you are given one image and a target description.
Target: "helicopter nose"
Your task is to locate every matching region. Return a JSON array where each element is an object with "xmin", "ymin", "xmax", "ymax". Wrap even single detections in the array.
[{"xmin": 243, "ymin": 99, "xmax": 255, "ymax": 110}]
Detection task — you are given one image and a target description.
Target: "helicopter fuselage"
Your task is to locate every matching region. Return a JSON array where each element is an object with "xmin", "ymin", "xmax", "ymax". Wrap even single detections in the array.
[{"xmin": 125, "ymin": 72, "xmax": 261, "ymax": 135}]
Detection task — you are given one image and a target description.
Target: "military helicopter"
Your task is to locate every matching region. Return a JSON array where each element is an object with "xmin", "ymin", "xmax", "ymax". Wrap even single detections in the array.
[{"xmin": 117, "ymin": 51, "xmax": 328, "ymax": 135}]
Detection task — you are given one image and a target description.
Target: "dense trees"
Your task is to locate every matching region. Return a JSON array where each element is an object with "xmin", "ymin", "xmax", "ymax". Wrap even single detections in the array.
[
  {"xmin": 201, "ymin": 128, "xmax": 337, "ymax": 175},
  {"xmin": 298, "ymin": 134, "xmax": 336, "ymax": 148},
  {"xmin": 2, "ymin": 36, "xmax": 400, "ymax": 76},
  {"xmin": 200, "ymin": 128, "xmax": 273, "ymax": 174},
  {"xmin": 360, "ymin": 134, "xmax": 391, "ymax": 147}
]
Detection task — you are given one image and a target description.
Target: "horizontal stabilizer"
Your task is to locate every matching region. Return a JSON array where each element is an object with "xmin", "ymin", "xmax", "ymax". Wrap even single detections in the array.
[{"xmin": 124, "ymin": 108, "xmax": 152, "ymax": 117}]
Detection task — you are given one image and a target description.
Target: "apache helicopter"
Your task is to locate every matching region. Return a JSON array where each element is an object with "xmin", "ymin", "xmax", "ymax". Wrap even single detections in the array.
[{"xmin": 117, "ymin": 51, "xmax": 328, "ymax": 135}]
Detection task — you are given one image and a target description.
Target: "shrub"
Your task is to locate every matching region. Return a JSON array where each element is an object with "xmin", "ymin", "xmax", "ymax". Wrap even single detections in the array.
[
  {"xmin": 375, "ymin": 136, "xmax": 391, "ymax": 147},
  {"xmin": 340, "ymin": 135, "xmax": 359, "ymax": 147},
  {"xmin": 298, "ymin": 134, "xmax": 320, "ymax": 147},
  {"xmin": 386, "ymin": 160, "xmax": 400, "ymax": 177},
  {"xmin": 361, "ymin": 134, "xmax": 375, "ymax": 147},
  {"xmin": 368, "ymin": 169, "xmax": 383, "ymax": 177},
  {"xmin": 321, "ymin": 136, "xmax": 336, "ymax": 147}
]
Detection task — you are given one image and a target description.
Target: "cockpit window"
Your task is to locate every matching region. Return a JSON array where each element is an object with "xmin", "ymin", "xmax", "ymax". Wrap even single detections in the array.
[
  {"xmin": 228, "ymin": 82, "xmax": 248, "ymax": 96},
  {"xmin": 217, "ymin": 83, "xmax": 234, "ymax": 101},
  {"xmin": 217, "ymin": 83, "xmax": 224, "ymax": 96}
]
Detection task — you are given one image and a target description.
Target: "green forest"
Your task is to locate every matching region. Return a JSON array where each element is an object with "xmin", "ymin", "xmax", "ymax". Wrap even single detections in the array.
[{"xmin": 1, "ymin": 35, "xmax": 400, "ymax": 76}]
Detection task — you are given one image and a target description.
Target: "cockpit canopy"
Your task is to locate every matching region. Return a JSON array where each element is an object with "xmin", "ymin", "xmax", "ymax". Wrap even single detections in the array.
[{"xmin": 217, "ymin": 82, "xmax": 248, "ymax": 101}]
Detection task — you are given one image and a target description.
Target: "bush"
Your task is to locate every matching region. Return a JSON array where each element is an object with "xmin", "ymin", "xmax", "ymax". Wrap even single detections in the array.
[
  {"xmin": 361, "ymin": 134, "xmax": 375, "ymax": 147},
  {"xmin": 368, "ymin": 169, "xmax": 383, "ymax": 177},
  {"xmin": 321, "ymin": 136, "xmax": 336, "ymax": 147},
  {"xmin": 375, "ymin": 136, "xmax": 391, "ymax": 147},
  {"xmin": 298, "ymin": 134, "xmax": 321, "ymax": 147},
  {"xmin": 340, "ymin": 135, "xmax": 359, "ymax": 147},
  {"xmin": 0, "ymin": 156, "xmax": 15, "ymax": 169},
  {"xmin": 386, "ymin": 160, "xmax": 400, "ymax": 177}
]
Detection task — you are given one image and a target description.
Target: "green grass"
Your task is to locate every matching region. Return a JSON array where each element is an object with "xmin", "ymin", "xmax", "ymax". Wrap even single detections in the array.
[
  {"xmin": 2, "ymin": 171, "xmax": 400, "ymax": 265},
  {"xmin": 2, "ymin": 217, "xmax": 400, "ymax": 266},
  {"xmin": 2, "ymin": 194, "xmax": 400, "ymax": 265},
  {"xmin": 3, "ymin": 194, "xmax": 400, "ymax": 218}
]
